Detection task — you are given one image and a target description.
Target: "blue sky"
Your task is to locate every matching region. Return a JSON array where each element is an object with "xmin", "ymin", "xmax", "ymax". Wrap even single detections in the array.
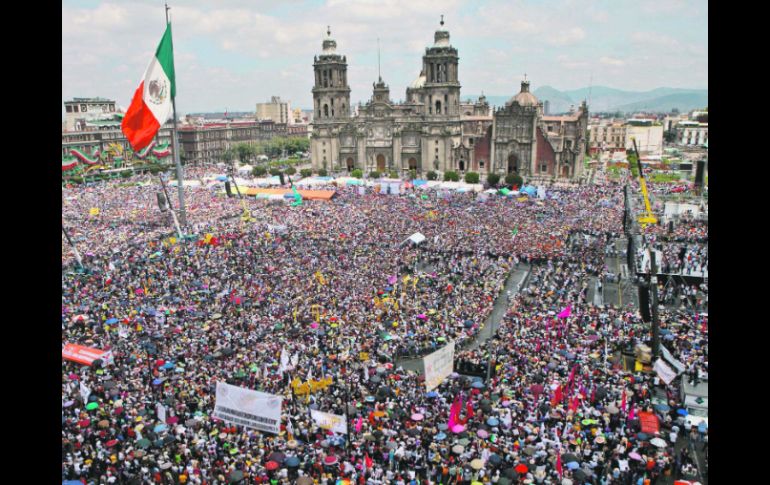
[{"xmin": 62, "ymin": 0, "xmax": 707, "ymax": 115}]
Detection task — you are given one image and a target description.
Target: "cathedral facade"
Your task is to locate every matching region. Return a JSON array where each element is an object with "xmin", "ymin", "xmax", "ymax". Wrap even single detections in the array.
[{"xmin": 310, "ymin": 21, "xmax": 588, "ymax": 180}]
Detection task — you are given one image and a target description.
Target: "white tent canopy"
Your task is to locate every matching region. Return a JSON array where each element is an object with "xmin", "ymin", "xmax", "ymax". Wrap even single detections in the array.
[{"xmin": 404, "ymin": 232, "xmax": 426, "ymax": 246}]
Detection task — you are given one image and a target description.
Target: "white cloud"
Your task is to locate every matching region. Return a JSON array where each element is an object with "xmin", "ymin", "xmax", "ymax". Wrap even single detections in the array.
[
  {"xmin": 548, "ymin": 27, "xmax": 586, "ymax": 46},
  {"xmin": 599, "ymin": 56, "xmax": 625, "ymax": 67}
]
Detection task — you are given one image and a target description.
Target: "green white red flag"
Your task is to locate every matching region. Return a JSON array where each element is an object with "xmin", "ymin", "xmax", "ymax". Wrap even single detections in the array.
[{"xmin": 121, "ymin": 24, "xmax": 176, "ymax": 151}]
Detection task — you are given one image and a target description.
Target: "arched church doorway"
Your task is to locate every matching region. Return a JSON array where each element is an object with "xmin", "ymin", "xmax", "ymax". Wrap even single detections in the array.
[
  {"xmin": 346, "ymin": 157, "xmax": 354, "ymax": 172},
  {"xmin": 507, "ymin": 154, "xmax": 519, "ymax": 173},
  {"xmin": 376, "ymin": 154, "xmax": 386, "ymax": 172},
  {"xmin": 459, "ymin": 160, "xmax": 465, "ymax": 172},
  {"xmin": 561, "ymin": 164, "xmax": 570, "ymax": 178},
  {"xmin": 408, "ymin": 158, "xmax": 417, "ymax": 171}
]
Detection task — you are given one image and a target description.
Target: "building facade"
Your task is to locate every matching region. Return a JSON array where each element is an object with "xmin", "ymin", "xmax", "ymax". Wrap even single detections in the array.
[
  {"xmin": 64, "ymin": 97, "xmax": 117, "ymax": 132},
  {"xmin": 674, "ymin": 121, "xmax": 708, "ymax": 146},
  {"xmin": 62, "ymin": 126, "xmax": 173, "ymax": 159},
  {"xmin": 310, "ymin": 21, "xmax": 588, "ymax": 180},
  {"xmin": 588, "ymin": 120, "xmax": 627, "ymax": 153},
  {"xmin": 624, "ymin": 120, "xmax": 664, "ymax": 156},
  {"xmin": 256, "ymin": 96, "xmax": 292, "ymax": 124}
]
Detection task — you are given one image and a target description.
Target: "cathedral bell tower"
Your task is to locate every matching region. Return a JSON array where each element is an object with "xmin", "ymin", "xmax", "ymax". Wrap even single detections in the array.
[
  {"xmin": 421, "ymin": 16, "xmax": 461, "ymax": 116},
  {"xmin": 312, "ymin": 27, "xmax": 351, "ymax": 121}
]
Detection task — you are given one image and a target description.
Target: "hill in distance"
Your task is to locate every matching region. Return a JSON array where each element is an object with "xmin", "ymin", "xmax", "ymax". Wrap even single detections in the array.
[{"xmin": 465, "ymin": 86, "xmax": 707, "ymax": 114}]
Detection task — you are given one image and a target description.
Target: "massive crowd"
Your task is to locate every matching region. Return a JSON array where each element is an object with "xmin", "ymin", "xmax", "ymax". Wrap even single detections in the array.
[{"xmin": 62, "ymin": 168, "xmax": 707, "ymax": 484}]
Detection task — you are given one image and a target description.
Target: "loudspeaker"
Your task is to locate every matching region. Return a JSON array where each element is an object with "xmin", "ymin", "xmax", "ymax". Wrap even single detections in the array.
[
  {"xmin": 156, "ymin": 192, "xmax": 168, "ymax": 212},
  {"xmin": 694, "ymin": 160, "xmax": 706, "ymax": 187},
  {"xmin": 638, "ymin": 286, "xmax": 652, "ymax": 322},
  {"xmin": 225, "ymin": 181, "xmax": 233, "ymax": 197}
]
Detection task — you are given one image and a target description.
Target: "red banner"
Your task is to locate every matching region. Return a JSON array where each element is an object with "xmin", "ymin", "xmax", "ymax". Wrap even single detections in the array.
[
  {"xmin": 638, "ymin": 411, "xmax": 660, "ymax": 434},
  {"xmin": 62, "ymin": 343, "xmax": 113, "ymax": 366}
]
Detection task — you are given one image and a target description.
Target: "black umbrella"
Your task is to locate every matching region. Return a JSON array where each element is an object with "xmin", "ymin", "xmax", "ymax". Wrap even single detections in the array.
[
  {"xmin": 539, "ymin": 403, "xmax": 550, "ymax": 414},
  {"xmin": 503, "ymin": 468, "xmax": 519, "ymax": 479},
  {"xmin": 595, "ymin": 387, "xmax": 607, "ymax": 399},
  {"xmin": 267, "ymin": 451, "xmax": 285, "ymax": 464},
  {"xmin": 489, "ymin": 454, "xmax": 502, "ymax": 467},
  {"xmin": 573, "ymin": 469, "xmax": 588, "ymax": 481},
  {"xmin": 562, "ymin": 453, "xmax": 579, "ymax": 463}
]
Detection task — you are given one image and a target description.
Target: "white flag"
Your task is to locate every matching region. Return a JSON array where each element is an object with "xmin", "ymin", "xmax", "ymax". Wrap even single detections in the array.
[
  {"xmin": 79, "ymin": 382, "xmax": 91, "ymax": 403},
  {"xmin": 364, "ymin": 366, "xmax": 369, "ymax": 382},
  {"xmin": 280, "ymin": 349, "xmax": 289, "ymax": 375},
  {"xmin": 119, "ymin": 324, "xmax": 129, "ymax": 339},
  {"xmin": 157, "ymin": 403, "xmax": 167, "ymax": 423},
  {"xmin": 291, "ymin": 353, "xmax": 299, "ymax": 368},
  {"xmin": 653, "ymin": 358, "xmax": 677, "ymax": 385}
]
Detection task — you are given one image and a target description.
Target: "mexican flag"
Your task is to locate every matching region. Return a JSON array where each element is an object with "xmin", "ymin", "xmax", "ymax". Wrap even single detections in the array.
[{"xmin": 121, "ymin": 24, "xmax": 176, "ymax": 151}]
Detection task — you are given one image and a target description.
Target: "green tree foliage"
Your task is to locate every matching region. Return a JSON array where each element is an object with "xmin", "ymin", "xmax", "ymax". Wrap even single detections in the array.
[
  {"xmin": 300, "ymin": 168, "xmax": 313, "ymax": 178},
  {"xmin": 317, "ymin": 168, "xmax": 328, "ymax": 176},
  {"xmin": 426, "ymin": 170, "xmax": 438, "ymax": 181},
  {"xmin": 285, "ymin": 167, "xmax": 297, "ymax": 175},
  {"xmin": 505, "ymin": 172, "xmax": 523, "ymax": 187},
  {"xmin": 464, "ymin": 172, "xmax": 480, "ymax": 184},
  {"xmin": 351, "ymin": 169, "xmax": 363, "ymax": 179},
  {"xmin": 252, "ymin": 166, "xmax": 267, "ymax": 177},
  {"xmin": 444, "ymin": 171, "xmax": 460, "ymax": 182},
  {"xmin": 486, "ymin": 173, "xmax": 500, "ymax": 186},
  {"xmin": 388, "ymin": 170, "xmax": 399, "ymax": 179},
  {"xmin": 369, "ymin": 171, "xmax": 381, "ymax": 179}
]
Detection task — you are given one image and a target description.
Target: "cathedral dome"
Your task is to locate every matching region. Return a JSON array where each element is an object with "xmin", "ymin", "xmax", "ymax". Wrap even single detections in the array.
[
  {"xmin": 322, "ymin": 26, "xmax": 337, "ymax": 54},
  {"xmin": 410, "ymin": 70, "xmax": 426, "ymax": 89},
  {"xmin": 508, "ymin": 80, "xmax": 538, "ymax": 107}
]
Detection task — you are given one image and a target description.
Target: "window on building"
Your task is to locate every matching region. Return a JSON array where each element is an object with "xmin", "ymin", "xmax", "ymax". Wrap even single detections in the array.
[
  {"xmin": 81, "ymin": 105, "xmax": 87, "ymax": 112},
  {"xmin": 66, "ymin": 105, "xmax": 73, "ymax": 113},
  {"xmin": 73, "ymin": 105, "xmax": 79, "ymax": 112},
  {"xmin": 479, "ymin": 159, "xmax": 485, "ymax": 168},
  {"xmin": 541, "ymin": 163, "xmax": 548, "ymax": 172}
]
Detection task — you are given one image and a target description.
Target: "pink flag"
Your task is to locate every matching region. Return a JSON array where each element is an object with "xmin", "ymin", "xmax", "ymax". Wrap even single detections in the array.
[
  {"xmin": 629, "ymin": 403, "xmax": 635, "ymax": 421},
  {"xmin": 387, "ymin": 275, "xmax": 397, "ymax": 285},
  {"xmin": 355, "ymin": 416, "xmax": 363, "ymax": 433},
  {"xmin": 557, "ymin": 304, "xmax": 572, "ymax": 319},
  {"xmin": 621, "ymin": 389, "xmax": 627, "ymax": 413},
  {"xmin": 557, "ymin": 452, "xmax": 563, "ymax": 478},
  {"xmin": 448, "ymin": 395, "xmax": 461, "ymax": 429}
]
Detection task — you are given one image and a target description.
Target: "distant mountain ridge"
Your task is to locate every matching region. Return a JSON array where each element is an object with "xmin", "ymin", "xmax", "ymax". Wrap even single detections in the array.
[{"xmin": 465, "ymin": 86, "xmax": 707, "ymax": 114}]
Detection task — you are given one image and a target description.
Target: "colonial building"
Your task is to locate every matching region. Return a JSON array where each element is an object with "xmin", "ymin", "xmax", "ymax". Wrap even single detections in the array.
[
  {"xmin": 64, "ymin": 97, "xmax": 118, "ymax": 132},
  {"xmin": 310, "ymin": 20, "xmax": 588, "ymax": 180}
]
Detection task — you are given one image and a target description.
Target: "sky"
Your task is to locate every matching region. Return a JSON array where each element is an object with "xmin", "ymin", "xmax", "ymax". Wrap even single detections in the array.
[{"xmin": 62, "ymin": 0, "xmax": 708, "ymax": 115}]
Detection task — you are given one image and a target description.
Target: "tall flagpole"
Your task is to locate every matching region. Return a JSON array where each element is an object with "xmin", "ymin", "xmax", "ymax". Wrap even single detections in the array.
[{"xmin": 166, "ymin": 2, "xmax": 187, "ymax": 227}]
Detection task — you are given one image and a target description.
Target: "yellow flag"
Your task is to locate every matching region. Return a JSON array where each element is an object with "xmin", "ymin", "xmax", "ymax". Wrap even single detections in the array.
[
  {"xmin": 413, "ymin": 277, "xmax": 419, "ymax": 289},
  {"xmin": 402, "ymin": 275, "xmax": 411, "ymax": 285},
  {"xmin": 89, "ymin": 207, "xmax": 100, "ymax": 216}
]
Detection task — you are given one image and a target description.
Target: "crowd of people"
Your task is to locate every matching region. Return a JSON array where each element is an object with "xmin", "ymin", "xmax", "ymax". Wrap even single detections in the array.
[{"xmin": 62, "ymin": 167, "xmax": 707, "ymax": 484}]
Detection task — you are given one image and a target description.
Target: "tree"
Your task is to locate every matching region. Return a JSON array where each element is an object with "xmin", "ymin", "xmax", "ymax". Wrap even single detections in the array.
[
  {"xmin": 505, "ymin": 172, "xmax": 523, "ymax": 187},
  {"xmin": 426, "ymin": 170, "xmax": 438, "ymax": 181},
  {"xmin": 252, "ymin": 166, "xmax": 267, "ymax": 177},
  {"xmin": 444, "ymin": 171, "xmax": 459, "ymax": 182},
  {"xmin": 464, "ymin": 172, "xmax": 480, "ymax": 184},
  {"xmin": 388, "ymin": 170, "xmax": 399, "ymax": 179},
  {"xmin": 318, "ymin": 168, "xmax": 328, "ymax": 176},
  {"xmin": 220, "ymin": 148, "xmax": 236, "ymax": 166},
  {"xmin": 285, "ymin": 167, "xmax": 297, "ymax": 175},
  {"xmin": 369, "ymin": 171, "xmax": 381, "ymax": 179},
  {"xmin": 408, "ymin": 169, "xmax": 417, "ymax": 180},
  {"xmin": 486, "ymin": 173, "xmax": 500, "ymax": 187},
  {"xmin": 269, "ymin": 168, "xmax": 281, "ymax": 176},
  {"xmin": 300, "ymin": 168, "xmax": 313, "ymax": 178},
  {"xmin": 351, "ymin": 169, "xmax": 363, "ymax": 179},
  {"xmin": 234, "ymin": 143, "xmax": 255, "ymax": 165}
]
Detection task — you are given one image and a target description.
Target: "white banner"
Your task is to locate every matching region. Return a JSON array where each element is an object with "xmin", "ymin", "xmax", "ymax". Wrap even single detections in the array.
[
  {"xmin": 310, "ymin": 409, "xmax": 348, "ymax": 434},
  {"xmin": 660, "ymin": 346, "xmax": 685, "ymax": 374},
  {"xmin": 212, "ymin": 382, "xmax": 283, "ymax": 434},
  {"xmin": 424, "ymin": 341, "xmax": 455, "ymax": 392},
  {"xmin": 79, "ymin": 382, "xmax": 91, "ymax": 403},
  {"xmin": 653, "ymin": 358, "xmax": 677, "ymax": 385}
]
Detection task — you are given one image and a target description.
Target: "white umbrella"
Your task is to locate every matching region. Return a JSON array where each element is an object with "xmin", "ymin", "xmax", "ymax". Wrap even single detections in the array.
[{"xmin": 650, "ymin": 437, "xmax": 667, "ymax": 448}]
